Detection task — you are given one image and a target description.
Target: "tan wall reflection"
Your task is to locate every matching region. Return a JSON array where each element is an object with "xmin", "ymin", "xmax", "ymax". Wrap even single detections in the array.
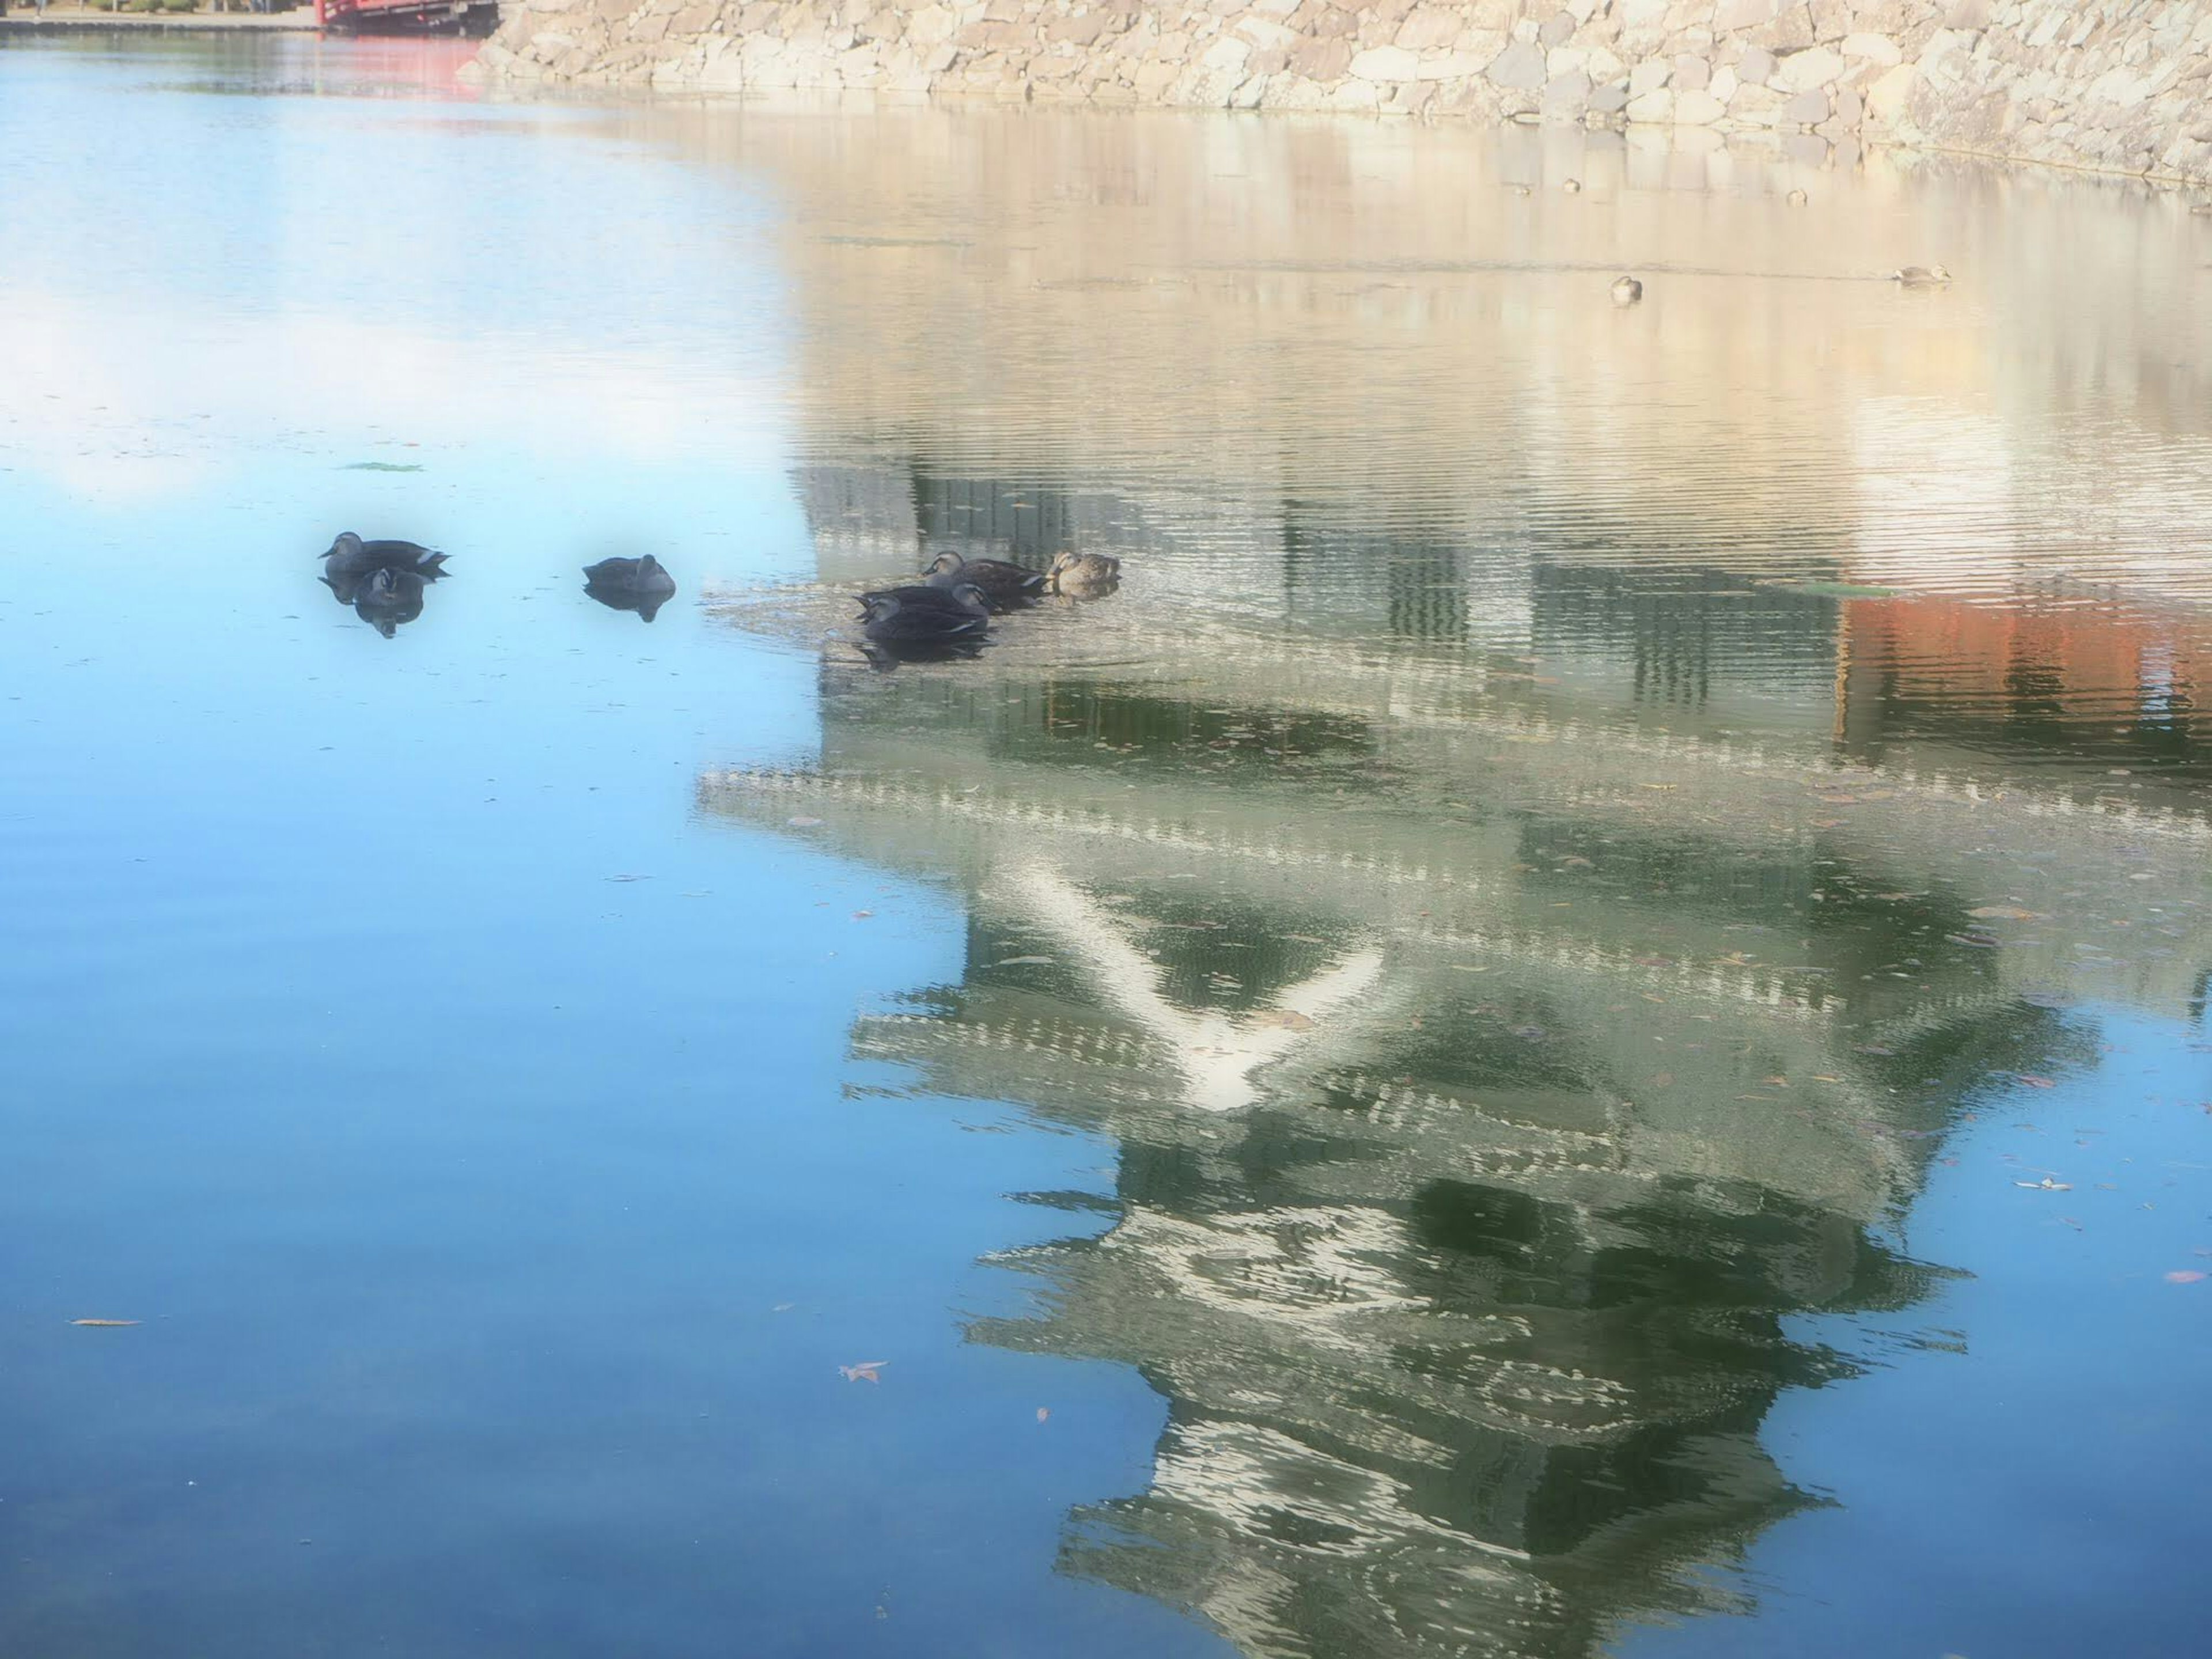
[{"xmin": 632, "ymin": 102, "xmax": 2212, "ymax": 604}]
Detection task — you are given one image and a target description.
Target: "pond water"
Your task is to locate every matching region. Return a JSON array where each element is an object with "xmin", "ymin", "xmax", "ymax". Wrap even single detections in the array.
[{"xmin": 3, "ymin": 30, "xmax": 2210, "ymax": 1659}]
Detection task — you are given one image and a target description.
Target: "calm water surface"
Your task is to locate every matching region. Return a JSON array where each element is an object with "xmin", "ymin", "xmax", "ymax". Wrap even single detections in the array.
[{"xmin": 4, "ymin": 32, "xmax": 2211, "ymax": 1659}]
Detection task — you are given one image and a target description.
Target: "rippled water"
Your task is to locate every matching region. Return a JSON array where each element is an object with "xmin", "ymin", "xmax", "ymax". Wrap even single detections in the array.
[{"xmin": 5, "ymin": 31, "xmax": 2211, "ymax": 1659}]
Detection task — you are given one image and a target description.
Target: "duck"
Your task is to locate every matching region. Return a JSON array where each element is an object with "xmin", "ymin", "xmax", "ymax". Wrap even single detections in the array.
[
  {"xmin": 352, "ymin": 566, "xmax": 425, "ymax": 637},
  {"xmin": 1892, "ymin": 264, "xmax": 1953, "ymax": 287},
  {"xmin": 581, "ymin": 554, "xmax": 677, "ymax": 597},
  {"xmin": 1046, "ymin": 551, "xmax": 1122, "ymax": 597},
  {"xmin": 857, "ymin": 581, "xmax": 992, "ymax": 645},
  {"xmin": 920, "ymin": 549, "xmax": 1047, "ymax": 609},
  {"xmin": 1611, "ymin": 274, "xmax": 1643, "ymax": 306},
  {"xmin": 321, "ymin": 531, "xmax": 449, "ymax": 579}
]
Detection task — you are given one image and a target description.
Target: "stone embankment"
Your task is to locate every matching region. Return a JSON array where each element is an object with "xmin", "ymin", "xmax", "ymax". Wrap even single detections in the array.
[{"xmin": 471, "ymin": 1, "xmax": 2212, "ymax": 185}]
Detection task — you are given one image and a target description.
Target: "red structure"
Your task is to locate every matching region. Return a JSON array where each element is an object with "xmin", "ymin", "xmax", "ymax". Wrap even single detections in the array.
[{"xmin": 317, "ymin": 0, "xmax": 499, "ymax": 35}]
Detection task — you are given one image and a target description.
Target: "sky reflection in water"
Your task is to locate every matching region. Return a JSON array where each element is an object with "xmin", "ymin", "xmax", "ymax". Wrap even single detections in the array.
[{"xmin": 2, "ymin": 31, "xmax": 2209, "ymax": 1659}]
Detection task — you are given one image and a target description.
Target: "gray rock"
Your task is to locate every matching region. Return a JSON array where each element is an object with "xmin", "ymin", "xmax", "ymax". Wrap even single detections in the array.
[
  {"xmin": 1543, "ymin": 68, "xmax": 1592, "ymax": 113},
  {"xmin": 1738, "ymin": 46, "xmax": 1777, "ymax": 85},
  {"xmin": 1486, "ymin": 41, "xmax": 1548, "ymax": 90}
]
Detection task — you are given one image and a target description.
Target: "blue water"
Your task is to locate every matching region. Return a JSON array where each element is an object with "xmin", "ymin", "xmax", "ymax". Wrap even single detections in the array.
[{"xmin": 5, "ymin": 29, "xmax": 2211, "ymax": 1659}]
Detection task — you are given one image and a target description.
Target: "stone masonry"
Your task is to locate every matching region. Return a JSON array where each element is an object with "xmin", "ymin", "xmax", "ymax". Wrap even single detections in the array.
[{"xmin": 467, "ymin": 2, "xmax": 2212, "ymax": 185}]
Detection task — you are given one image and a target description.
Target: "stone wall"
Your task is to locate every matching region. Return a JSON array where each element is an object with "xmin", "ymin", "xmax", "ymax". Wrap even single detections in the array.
[{"xmin": 468, "ymin": 2, "xmax": 2212, "ymax": 185}]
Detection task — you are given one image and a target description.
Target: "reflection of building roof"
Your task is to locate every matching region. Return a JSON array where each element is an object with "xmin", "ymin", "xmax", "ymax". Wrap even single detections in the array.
[{"xmin": 702, "ymin": 626, "xmax": 2212, "ymax": 1021}]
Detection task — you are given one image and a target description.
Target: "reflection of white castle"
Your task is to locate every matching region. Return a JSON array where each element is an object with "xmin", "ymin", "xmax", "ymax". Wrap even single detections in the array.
[
  {"xmin": 697, "ymin": 456, "xmax": 2210, "ymax": 1657},
  {"xmin": 695, "ymin": 689, "xmax": 1992, "ymax": 1656}
]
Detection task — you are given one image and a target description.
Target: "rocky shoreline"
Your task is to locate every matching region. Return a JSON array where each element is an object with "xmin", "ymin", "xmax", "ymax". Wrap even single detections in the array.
[{"xmin": 465, "ymin": 1, "xmax": 2212, "ymax": 185}]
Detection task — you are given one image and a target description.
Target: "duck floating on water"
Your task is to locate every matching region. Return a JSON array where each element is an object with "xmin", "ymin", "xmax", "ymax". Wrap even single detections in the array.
[
  {"xmin": 1611, "ymin": 275, "xmax": 1643, "ymax": 306},
  {"xmin": 321, "ymin": 531, "xmax": 449, "ymax": 580},
  {"xmin": 1046, "ymin": 551, "xmax": 1122, "ymax": 597},
  {"xmin": 858, "ymin": 581, "xmax": 992, "ymax": 645},
  {"xmin": 921, "ymin": 549, "xmax": 1046, "ymax": 609},
  {"xmin": 581, "ymin": 554, "xmax": 676, "ymax": 593},
  {"xmin": 582, "ymin": 555, "xmax": 678, "ymax": 622},
  {"xmin": 1892, "ymin": 264, "xmax": 1953, "ymax": 287}
]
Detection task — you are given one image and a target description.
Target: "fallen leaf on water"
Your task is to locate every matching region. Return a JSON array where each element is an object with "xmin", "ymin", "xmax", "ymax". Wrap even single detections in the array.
[
  {"xmin": 2014, "ymin": 1177, "xmax": 2072, "ymax": 1191},
  {"xmin": 2017, "ymin": 1075, "xmax": 2056, "ymax": 1089},
  {"xmin": 70, "ymin": 1319, "xmax": 139, "ymax": 1327},
  {"xmin": 1968, "ymin": 906, "xmax": 2042, "ymax": 921},
  {"xmin": 1036, "ymin": 1407, "xmax": 1050, "ymax": 1423},
  {"xmin": 1638, "ymin": 782, "xmax": 1679, "ymax": 791},
  {"xmin": 839, "ymin": 1361, "xmax": 887, "ymax": 1383},
  {"xmin": 787, "ymin": 816, "xmax": 824, "ymax": 828},
  {"xmin": 990, "ymin": 956, "xmax": 1055, "ymax": 967},
  {"xmin": 851, "ymin": 910, "xmax": 873, "ymax": 920},
  {"xmin": 1257, "ymin": 1010, "xmax": 1316, "ymax": 1030},
  {"xmin": 2165, "ymin": 1271, "xmax": 2206, "ymax": 1285}
]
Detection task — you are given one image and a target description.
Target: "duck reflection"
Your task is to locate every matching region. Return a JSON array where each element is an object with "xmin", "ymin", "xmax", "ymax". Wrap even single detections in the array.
[{"xmin": 857, "ymin": 637, "xmax": 988, "ymax": 672}]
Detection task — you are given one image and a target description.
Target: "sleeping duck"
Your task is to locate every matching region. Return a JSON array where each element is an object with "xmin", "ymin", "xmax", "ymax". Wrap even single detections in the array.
[
  {"xmin": 858, "ymin": 581, "xmax": 991, "ymax": 644},
  {"xmin": 581, "ymin": 554, "xmax": 677, "ymax": 597},
  {"xmin": 1046, "ymin": 551, "xmax": 1122, "ymax": 597}
]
